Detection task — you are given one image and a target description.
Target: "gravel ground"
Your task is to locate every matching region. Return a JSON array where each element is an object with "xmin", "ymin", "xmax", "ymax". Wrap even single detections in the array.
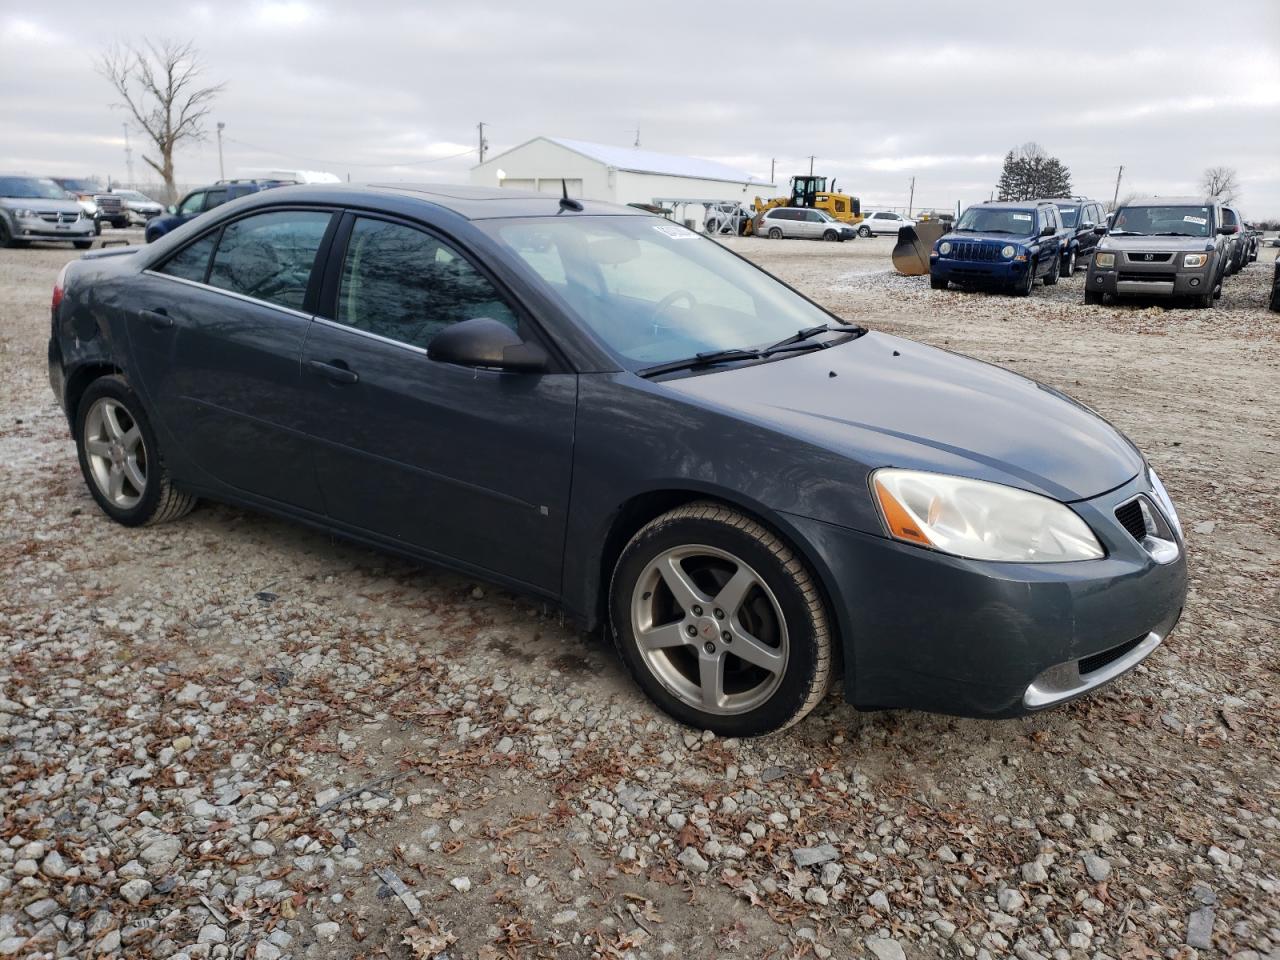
[{"xmin": 1, "ymin": 229, "xmax": 1277, "ymax": 960}]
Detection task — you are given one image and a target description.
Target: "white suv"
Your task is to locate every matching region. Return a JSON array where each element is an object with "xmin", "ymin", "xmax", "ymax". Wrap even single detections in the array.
[{"xmin": 857, "ymin": 211, "xmax": 915, "ymax": 237}]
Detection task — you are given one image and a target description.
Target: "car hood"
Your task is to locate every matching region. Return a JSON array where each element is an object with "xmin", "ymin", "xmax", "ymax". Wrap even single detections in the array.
[
  {"xmin": 661, "ymin": 332, "xmax": 1143, "ymax": 503},
  {"xmin": 1101, "ymin": 235, "xmax": 1213, "ymax": 252},
  {"xmin": 0, "ymin": 196, "xmax": 84, "ymax": 214},
  {"xmin": 941, "ymin": 230, "xmax": 1035, "ymax": 245}
]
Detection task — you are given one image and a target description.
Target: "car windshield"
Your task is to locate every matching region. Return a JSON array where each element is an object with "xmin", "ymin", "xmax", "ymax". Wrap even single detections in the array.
[
  {"xmin": 56, "ymin": 178, "xmax": 100, "ymax": 193},
  {"xmin": 115, "ymin": 190, "xmax": 147, "ymax": 200},
  {"xmin": 1111, "ymin": 205, "xmax": 1212, "ymax": 237},
  {"xmin": 0, "ymin": 176, "xmax": 71, "ymax": 200},
  {"xmin": 955, "ymin": 207, "xmax": 1037, "ymax": 234},
  {"xmin": 1056, "ymin": 206, "xmax": 1079, "ymax": 227},
  {"xmin": 480, "ymin": 216, "xmax": 842, "ymax": 369}
]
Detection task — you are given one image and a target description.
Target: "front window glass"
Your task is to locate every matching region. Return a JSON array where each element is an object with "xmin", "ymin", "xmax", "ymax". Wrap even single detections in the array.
[
  {"xmin": 208, "ymin": 210, "xmax": 332, "ymax": 310},
  {"xmin": 203, "ymin": 189, "xmax": 229, "ymax": 211},
  {"xmin": 0, "ymin": 177, "xmax": 68, "ymax": 200},
  {"xmin": 1057, "ymin": 205, "xmax": 1079, "ymax": 227},
  {"xmin": 335, "ymin": 217, "xmax": 518, "ymax": 349},
  {"xmin": 954, "ymin": 207, "xmax": 1036, "ymax": 234},
  {"xmin": 480, "ymin": 216, "xmax": 840, "ymax": 368},
  {"xmin": 178, "ymin": 192, "xmax": 205, "ymax": 215},
  {"xmin": 1111, "ymin": 205, "xmax": 1213, "ymax": 237}
]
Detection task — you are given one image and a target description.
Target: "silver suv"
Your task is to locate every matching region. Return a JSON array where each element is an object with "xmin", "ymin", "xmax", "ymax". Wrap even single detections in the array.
[
  {"xmin": 757, "ymin": 207, "xmax": 855, "ymax": 242},
  {"xmin": 0, "ymin": 175, "xmax": 95, "ymax": 249}
]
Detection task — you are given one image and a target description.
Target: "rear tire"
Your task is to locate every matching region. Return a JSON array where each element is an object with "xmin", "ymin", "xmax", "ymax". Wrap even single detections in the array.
[
  {"xmin": 74, "ymin": 375, "xmax": 197, "ymax": 527},
  {"xmin": 767, "ymin": 227, "xmax": 783, "ymax": 240},
  {"xmin": 609, "ymin": 502, "xmax": 833, "ymax": 736},
  {"xmin": 858, "ymin": 225, "xmax": 873, "ymax": 238}
]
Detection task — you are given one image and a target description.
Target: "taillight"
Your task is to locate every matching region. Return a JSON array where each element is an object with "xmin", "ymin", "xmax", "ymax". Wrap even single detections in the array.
[{"xmin": 52, "ymin": 264, "xmax": 69, "ymax": 314}]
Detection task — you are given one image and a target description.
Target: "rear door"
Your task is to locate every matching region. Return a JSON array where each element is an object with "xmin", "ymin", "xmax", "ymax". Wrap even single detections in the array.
[
  {"xmin": 298, "ymin": 212, "xmax": 577, "ymax": 592},
  {"xmin": 126, "ymin": 207, "xmax": 337, "ymax": 512}
]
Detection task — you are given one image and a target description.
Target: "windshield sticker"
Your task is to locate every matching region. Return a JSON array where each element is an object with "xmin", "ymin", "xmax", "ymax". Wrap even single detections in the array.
[
  {"xmin": 1183, "ymin": 215, "xmax": 1207, "ymax": 225},
  {"xmin": 1012, "ymin": 214, "xmax": 1032, "ymax": 221},
  {"xmin": 1060, "ymin": 207, "xmax": 1076, "ymax": 213},
  {"xmin": 652, "ymin": 223, "xmax": 698, "ymax": 240}
]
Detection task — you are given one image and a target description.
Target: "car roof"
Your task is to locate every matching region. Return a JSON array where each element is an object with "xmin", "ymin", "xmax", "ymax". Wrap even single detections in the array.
[
  {"xmin": 227, "ymin": 182, "xmax": 648, "ymax": 221},
  {"xmin": 972, "ymin": 200, "xmax": 1052, "ymax": 209},
  {"xmin": 1121, "ymin": 196, "xmax": 1216, "ymax": 206}
]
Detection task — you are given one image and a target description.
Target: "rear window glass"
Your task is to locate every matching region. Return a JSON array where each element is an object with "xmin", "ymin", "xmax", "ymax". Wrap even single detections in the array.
[
  {"xmin": 157, "ymin": 233, "xmax": 217, "ymax": 283},
  {"xmin": 208, "ymin": 210, "xmax": 331, "ymax": 310}
]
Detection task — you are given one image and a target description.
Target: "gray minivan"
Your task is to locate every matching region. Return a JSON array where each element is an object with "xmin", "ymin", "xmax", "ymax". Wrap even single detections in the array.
[{"xmin": 757, "ymin": 207, "xmax": 855, "ymax": 242}]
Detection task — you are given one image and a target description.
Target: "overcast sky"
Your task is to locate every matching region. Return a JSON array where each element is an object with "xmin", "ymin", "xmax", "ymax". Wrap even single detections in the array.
[{"xmin": 4, "ymin": 1, "xmax": 1278, "ymax": 215}]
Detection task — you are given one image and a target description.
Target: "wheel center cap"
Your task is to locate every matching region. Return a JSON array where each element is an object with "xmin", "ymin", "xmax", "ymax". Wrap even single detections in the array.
[{"xmin": 696, "ymin": 618, "xmax": 718, "ymax": 641}]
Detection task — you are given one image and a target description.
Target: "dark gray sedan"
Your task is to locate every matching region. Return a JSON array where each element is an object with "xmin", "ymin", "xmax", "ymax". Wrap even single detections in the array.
[{"xmin": 48, "ymin": 184, "xmax": 1187, "ymax": 735}]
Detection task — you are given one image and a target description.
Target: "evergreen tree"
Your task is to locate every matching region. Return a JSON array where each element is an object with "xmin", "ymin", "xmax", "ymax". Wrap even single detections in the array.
[{"xmin": 995, "ymin": 144, "xmax": 1073, "ymax": 200}]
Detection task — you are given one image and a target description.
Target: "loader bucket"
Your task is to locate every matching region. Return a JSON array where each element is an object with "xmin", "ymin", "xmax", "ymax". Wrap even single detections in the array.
[{"xmin": 892, "ymin": 221, "xmax": 948, "ymax": 276}]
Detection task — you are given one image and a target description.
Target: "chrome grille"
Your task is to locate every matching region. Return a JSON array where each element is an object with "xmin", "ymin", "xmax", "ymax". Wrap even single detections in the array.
[
  {"xmin": 38, "ymin": 212, "xmax": 79, "ymax": 224},
  {"xmin": 95, "ymin": 194, "xmax": 123, "ymax": 214},
  {"xmin": 1114, "ymin": 499, "xmax": 1147, "ymax": 541},
  {"xmin": 1124, "ymin": 252, "xmax": 1173, "ymax": 263}
]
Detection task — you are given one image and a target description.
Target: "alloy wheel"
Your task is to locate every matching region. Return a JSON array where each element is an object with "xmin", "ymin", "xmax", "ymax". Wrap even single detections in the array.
[
  {"xmin": 83, "ymin": 397, "xmax": 147, "ymax": 509},
  {"xmin": 630, "ymin": 545, "xmax": 788, "ymax": 715}
]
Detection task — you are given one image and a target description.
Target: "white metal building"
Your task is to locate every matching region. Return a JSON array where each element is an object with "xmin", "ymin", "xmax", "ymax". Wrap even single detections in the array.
[{"xmin": 469, "ymin": 136, "xmax": 775, "ymax": 207}]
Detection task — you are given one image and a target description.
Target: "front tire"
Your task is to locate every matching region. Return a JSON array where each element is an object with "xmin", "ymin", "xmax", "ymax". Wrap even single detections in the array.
[
  {"xmin": 822, "ymin": 230, "xmax": 838, "ymax": 242},
  {"xmin": 1014, "ymin": 265, "xmax": 1035, "ymax": 297},
  {"xmin": 74, "ymin": 375, "xmax": 197, "ymax": 527},
  {"xmin": 1042, "ymin": 254, "xmax": 1059, "ymax": 286},
  {"xmin": 609, "ymin": 502, "xmax": 833, "ymax": 737},
  {"xmin": 1084, "ymin": 287, "xmax": 1104, "ymax": 305},
  {"xmin": 73, "ymin": 240, "xmax": 93, "ymax": 250},
  {"xmin": 930, "ymin": 274, "xmax": 947, "ymax": 290},
  {"xmin": 1060, "ymin": 248, "xmax": 1076, "ymax": 277}
]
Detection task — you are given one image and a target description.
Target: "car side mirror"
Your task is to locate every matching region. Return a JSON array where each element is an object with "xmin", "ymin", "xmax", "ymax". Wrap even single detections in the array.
[
  {"xmin": 1093, "ymin": 225, "xmax": 1108, "ymax": 235},
  {"xmin": 1081, "ymin": 221, "xmax": 1095, "ymax": 230},
  {"xmin": 427, "ymin": 317, "xmax": 548, "ymax": 372},
  {"xmin": 1216, "ymin": 225, "xmax": 1234, "ymax": 235},
  {"xmin": 167, "ymin": 204, "xmax": 177, "ymax": 215},
  {"xmin": 1040, "ymin": 225, "xmax": 1055, "ymax": 237}
]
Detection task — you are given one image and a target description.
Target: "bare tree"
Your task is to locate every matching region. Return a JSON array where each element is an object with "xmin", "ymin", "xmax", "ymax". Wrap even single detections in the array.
[
  {"xmin": 99, "ymin": 40, "xmax": 225, "ymax": 201},
  {"xmin": 1200, "ymin": 166, "xmax": 1239, "ymax": 205}
]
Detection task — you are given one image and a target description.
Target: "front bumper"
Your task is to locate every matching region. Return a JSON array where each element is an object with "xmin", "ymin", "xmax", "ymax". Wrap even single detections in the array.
[
  {"xmin": 1088, "ymin": 259, "xmax": 1214, "ymax": 298},
  {"xmin": 12, "ymin": 218, "xmax": 95, "ymax": 241},
  {"xmin": 930, "ymin": 256, "xmax": 1028, "ymax": 285},
  {"xmin": 785, "ymin": 470, "xmax": 1187, "ymax": 717}
]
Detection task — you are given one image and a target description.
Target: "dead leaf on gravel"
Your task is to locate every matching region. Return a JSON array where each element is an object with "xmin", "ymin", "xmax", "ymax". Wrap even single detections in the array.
[{"xmin": 401, "ymin": 921, "xmax": 456, "ymax": 958}]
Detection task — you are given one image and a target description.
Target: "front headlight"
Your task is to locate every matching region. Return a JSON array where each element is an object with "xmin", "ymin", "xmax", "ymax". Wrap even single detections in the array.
[
  {"xmin": 872, "ymin": 468, "xmax": 1104, "ymax": 563},
  {"xmin": 1094, "ymin": 252, "xmax": 1115, "ymax": 268},
  {"xmin": 1183, "ymin": 253, "xmax": 1208, "ymax": 268},
  {"xmin": 12, "ymin": 208, "xmax": 40, "ymax": 219},
  {"xmin": 939, "ymin": 241, "xmax": 952, "ymax": 255},
  {"xmin": 1001, "ymin": 244, "xmax": 1016, "ymax": 258},
  {"xmin": 1147, "ymin": 467, "xmax": 1181, "ymax": 538}
]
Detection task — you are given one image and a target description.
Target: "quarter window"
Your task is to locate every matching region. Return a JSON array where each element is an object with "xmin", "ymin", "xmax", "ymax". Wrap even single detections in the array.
[
  {"xmin": 157, "ymin": 232, "xmax": 217, "ymax": 283},
  {"xmin": 335, "ymin": 217, "xmax": 517, "ymax": 349},
  {"xmin": 207, "ymin": 210, "xmax": 332, "ymax": 311},
  {"xmin": 203, "ymin": 188, "xmax": 229, "ymax": 211}
]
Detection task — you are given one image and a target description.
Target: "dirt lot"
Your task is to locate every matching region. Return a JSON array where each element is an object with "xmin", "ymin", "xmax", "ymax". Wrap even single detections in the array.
[{"xmin": 1, "ymin": 229, "xmax": 1277, "ymax": 960}]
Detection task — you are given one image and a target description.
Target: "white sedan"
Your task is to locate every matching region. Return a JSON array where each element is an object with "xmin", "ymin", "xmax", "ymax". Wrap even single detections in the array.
[{"xmin": 857, "ymin": 210, "xmax": 915, "ymax": 237}]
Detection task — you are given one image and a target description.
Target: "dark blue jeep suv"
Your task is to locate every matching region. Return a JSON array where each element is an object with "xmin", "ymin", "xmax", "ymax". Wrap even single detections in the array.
[
  {"xmin": 930, "ymin": 201, "xmax": 1069, "ymax": 296},
  {"xmin": 144, "ymin": 179, "xmax": 295, "ymax": 243}
]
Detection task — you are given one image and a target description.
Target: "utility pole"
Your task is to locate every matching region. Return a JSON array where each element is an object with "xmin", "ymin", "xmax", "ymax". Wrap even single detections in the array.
[
  {"xmin": 1111, "ymin": 165, "xmax": 1124, "ymax": 208},
  {"xmin": 770, "ymin": 158, "xmax": 775, "ymax": 184},
  {"xmin": 477, "ymin": 122, "xmax": 488, "ymax": 164},
  {"xmin": 216, "ymin": 122, "xmax": 225, "ymax": 180},
  {"xmin": 634, "ymin": 128, "xmax": 640, "ymax": 148},
  {"xmin": 907, "ymin": 176, "xmax": 916, "ymax": 218},
  {"xmin": 122, "ymin": 122, "xmax": 134, "ymax": 185},
  {"xmin": 808, "ymin": 155, "xmax": 816, "ymax": 176}
]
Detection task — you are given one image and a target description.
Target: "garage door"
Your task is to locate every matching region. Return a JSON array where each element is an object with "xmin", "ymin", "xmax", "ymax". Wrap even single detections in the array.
[
  {"xmin": 537, "ymin": 178, "xmax": 582, "ymax": 197},
  {"xmin": 500, "ymin": 178, "xmax": 536, "ymax": 191}
]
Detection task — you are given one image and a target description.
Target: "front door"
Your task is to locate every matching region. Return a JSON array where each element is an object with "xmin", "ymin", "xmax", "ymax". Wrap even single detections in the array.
[
  {"xmin": 298, "ymin": 213, "xmax": 577, "ymax": 593},
  {"xmin": 125, "ymin": 208, "xmax": 336, "ymax": 512}
]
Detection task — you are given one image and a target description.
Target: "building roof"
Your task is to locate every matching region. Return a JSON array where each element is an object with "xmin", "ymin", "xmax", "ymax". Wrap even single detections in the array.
[{"xmin": 482, "ymin": 136, "xmax": 774, "ymax": 187}]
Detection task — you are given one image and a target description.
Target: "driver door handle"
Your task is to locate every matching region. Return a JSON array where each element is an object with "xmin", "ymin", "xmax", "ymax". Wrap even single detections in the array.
[
  {"xmin": 141, "ymin": 309, "xmax": 173, "ymax": 330},
  {"xmin": 308, "ymin": 359, "xmax": 359, "ymax": 385}
]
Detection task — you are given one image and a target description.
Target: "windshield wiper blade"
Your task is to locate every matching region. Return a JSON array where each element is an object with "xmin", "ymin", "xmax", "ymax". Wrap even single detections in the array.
[
  {"xmin": 1107, "ymin": 230, "xmax": 1144, "ymax": 235},
  {"xmin": 1152, "ymin": 232, "xmax": 1193, "ymax": 237},
  {"xmin": 762, "ymin": 322, "xmax": 864, "ymax": 356},
  {"xmin": 637, "ymin": 348, "xmax": 762, "ymax": 378}
]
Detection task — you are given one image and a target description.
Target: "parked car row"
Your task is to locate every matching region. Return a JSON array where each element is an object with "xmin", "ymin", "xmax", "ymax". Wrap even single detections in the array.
[
  {"xmin": 928, "ymin": 194, "xmax": 1264, "ymax": 310},
  {"xmin": 144, "ymin": 178, "xmax": 298, "ymax": 242},
  {"xmin": 0, "ymin": 174, "xmax": 174, "ymax": 247}
]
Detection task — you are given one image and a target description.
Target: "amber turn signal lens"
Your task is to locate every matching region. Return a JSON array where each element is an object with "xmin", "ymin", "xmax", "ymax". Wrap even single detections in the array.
[{"xmin": 874, "ymin": 479, "xmax": 933, "ymax": 547}]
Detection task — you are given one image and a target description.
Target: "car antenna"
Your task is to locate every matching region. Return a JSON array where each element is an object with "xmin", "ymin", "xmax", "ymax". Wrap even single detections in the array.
[{"xmin": 559, "ymin": 178, "xmax": 583, "ymax": 212}]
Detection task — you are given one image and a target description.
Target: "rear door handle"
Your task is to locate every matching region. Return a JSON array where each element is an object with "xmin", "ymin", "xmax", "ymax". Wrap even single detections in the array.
[
  {"xmin": 141, "ymin": 309, "xmax": 173, "ymax": 330},
  {"xmin": 307, "ymin": 359, "xmax": 359, "ymax": 385}
]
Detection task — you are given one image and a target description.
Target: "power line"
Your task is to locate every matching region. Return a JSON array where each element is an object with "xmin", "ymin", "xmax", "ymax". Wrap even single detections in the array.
[{"xmin": 221, "ymin": 135, "xmax": 476, "ymax": 169}]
